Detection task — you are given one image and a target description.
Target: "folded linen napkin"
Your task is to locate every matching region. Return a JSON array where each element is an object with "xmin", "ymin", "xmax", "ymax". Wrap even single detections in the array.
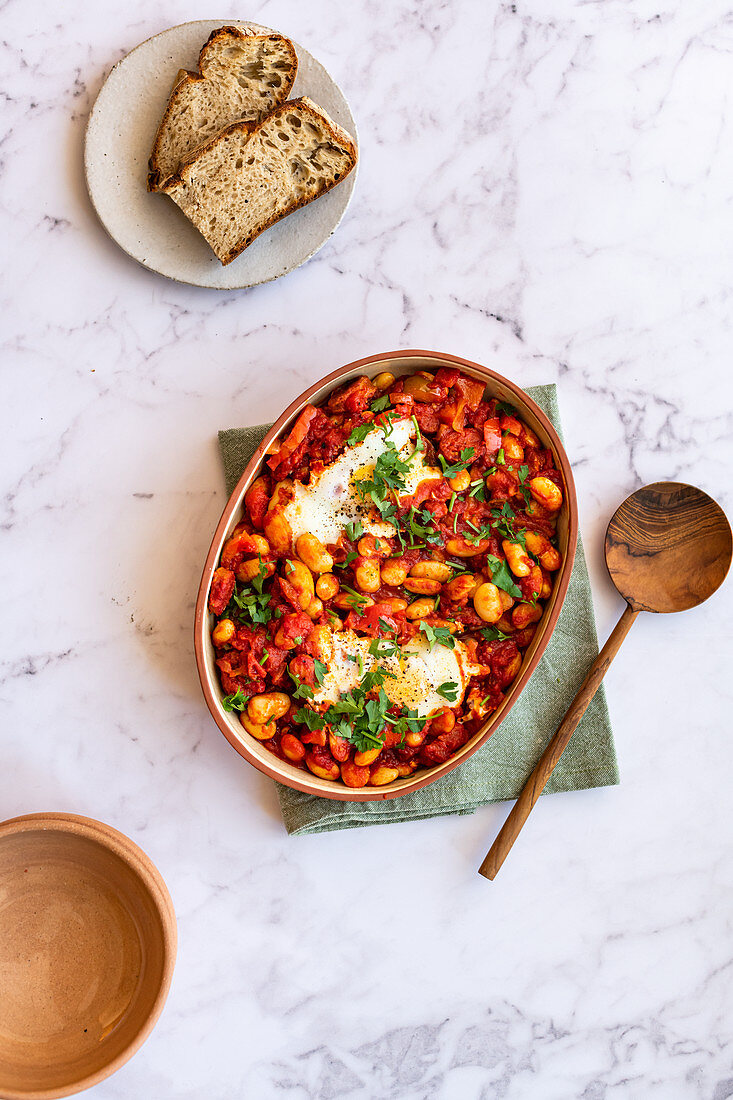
[{"xmin": 218, "ymin": 384, "xmax": 619, "ymax": 835}]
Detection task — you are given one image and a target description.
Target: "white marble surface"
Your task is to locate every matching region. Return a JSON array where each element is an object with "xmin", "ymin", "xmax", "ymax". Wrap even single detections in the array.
[{"xmin": 2, "ymin": 0, "xmax": 732, "ymax": 1096}]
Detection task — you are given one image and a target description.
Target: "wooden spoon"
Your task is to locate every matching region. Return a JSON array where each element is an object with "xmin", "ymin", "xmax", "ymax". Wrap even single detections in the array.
[{"xmin": 478, "ymin": 482, "xmax": 732, "ymax": 880}]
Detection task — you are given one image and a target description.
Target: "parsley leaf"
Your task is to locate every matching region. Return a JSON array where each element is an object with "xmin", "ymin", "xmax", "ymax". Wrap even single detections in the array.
[
  {"xmin": 347, "ymin": 652, "xmax": 365, "ymax": 675},
  {"xmin": 436, "ymin": 681, "xmax": 459, "ymax": 702},
  {"xmin": 221, "ymin": 689, "xmax": 249, "ymax": 712},
  {"xmin": 410, "ymin": 415, "xmax": 425, "ymax": 452},
  {"xmin": 294, "ymin": 706, "xmax": 327, "ymax": 731},
  {"xmin": 481, "ymin": 625, "xmax": 512, "ymax": 642},
  {"xmin": 517, "ymin": 464, "xmax": 532, "ymax": 506},
  {"xmin": 486, "ymin": 556, "xmax": 522, "ymax": 598},
  {"xmin": 465, "ymin": 521, "xmax": 494, "ymax": 546},
  {"xmin": 369, "ymin": 637, "xmax": 400, "ymax": 659},
  {"xmin": 356, "ymin": 442, "xmax": 412, "ymax": 512},
  {"xmin": 340, "ymin": 585, "xmax": 369, "ymax": 610},
  {"xmin": 489, "ymin": 502, "xmax": 526, "ymax": 546},
  {"xmin": 230, "ymin": 583, "xmax": 271, "ymax": 625},
  {"xmin": 345, "ymin": 520, "xmax": 364, "ymax": 543},
  {"xmin": 334, "ymin": 550, "xmax": 358, "ymax": 570},
  {"xmin": 419, "ymin": 622, "xmax": 457, "ymax": 651},
  {"xmin": 313, "ymin": 659, "xmax": 328, "ymax": 686},
  {"xmin": 370, "ymin": 394, "xmax": 391, "ymax": 413},
  {"xmin": 347, "ymin": 421, "xmax": 375, "ymax": 446},
  {"xmin": 289, "ymin": 667, "xmax": 316, "ymax": 700},
  {"xmin": 225, "ymin": 556, "xmax": 272, "ymax": 625},
  {"xmin": 390, "ymin": 706, "xmax": 428, "ymax": 742},
  {"xmin": 438, "ymin": 447, "xmax": 475, "ymax": 479},
  {"xmin": 469, "ymin": 479, "xmax": 487, "ymax": 502},
  {"xmin": 407, "ymin": 506, "xmax": 442, "ymax": 547}
]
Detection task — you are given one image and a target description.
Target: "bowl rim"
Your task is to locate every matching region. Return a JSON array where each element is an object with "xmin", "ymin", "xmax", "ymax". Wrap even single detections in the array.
[
  {"xmin": 0, "ymin": 811, "xmax": 177, "ymax": 1100},
  {"xmin": 194, "ymin": 348, "xmax": 578, "ymax": 801}
]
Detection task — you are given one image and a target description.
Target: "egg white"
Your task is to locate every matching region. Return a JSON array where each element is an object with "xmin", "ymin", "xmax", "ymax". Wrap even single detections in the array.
[
  {"xmin": 282, "ymin": 418, "xmax": 441, "ymax": 548},
  {"xmin": 312, "ymin": 627, "xmax": 479, "ymax": 719}
]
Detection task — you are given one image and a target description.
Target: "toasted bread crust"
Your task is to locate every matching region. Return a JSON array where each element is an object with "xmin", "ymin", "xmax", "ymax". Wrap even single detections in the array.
[
  {"xmin": 147, "ymin": 26, "xmax": 298, "ymax": 191},
  {"xmin": 162, "ymin": 97, "xmax": 358, "ymax": 265}
]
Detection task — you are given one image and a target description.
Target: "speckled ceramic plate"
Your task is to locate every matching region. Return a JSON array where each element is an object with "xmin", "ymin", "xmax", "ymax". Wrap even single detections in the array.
[{"xmin": 84, "ymin": 20, "xmax": 359, "ymax": 289}]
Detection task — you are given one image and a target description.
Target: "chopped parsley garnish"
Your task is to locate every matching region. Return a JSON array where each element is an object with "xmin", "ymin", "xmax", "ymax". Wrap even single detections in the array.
[
  {"xmin": 481, "ymin": 625, "xmax": 512, "ymax": 642},
  {"xmin": 389, "ymin": 706, "xmax": 428, "ymax": 741},
  {"xmin": 410, "ymin": 415, "xmax": 425, "ymax": 452},
  {"xmin": 313, "ymin": 659, "xmax": 328, "ymax": 685},
  {"xmin": 485, "ymin": 555, "xmax": 522, "ymax": 598},
  {"xmin": 356, "ymin": 441, "xmax": 412, "ymax": 514},
  {"xmin": 436, "ymin": 681, "xmax": 459, "ymax": 702},
  {"xmin": 361, "ymin": 663, "xmax": 397, "ymax": 692},
  {"xmin": 517, "ymin": 464, "xmax": 532, "ymax": 506},
  {"xmin": 489, "ymin": 502, "xmax": 527, "ymax": 546},
  {"xmin": 369, "ymin": 637, "xmax": 400, "ymax": 660},
  {"xmin": 340, "ymin": 585, "xmax": 369, "ymax": 610},
  {"xmin": 438, "ymin": 447, "xmax": 475, "ymax": 479},
  {"xmin": 294, "ymin": 705, "xmax": 327, "ymax": 731},
  {"xmin": 465, "ymin": 521, "xmax": 493, "ymax": 546},
  {"xmin": 334, "ymin": 550, "xmax": 358, "ymax": 570},
  {"xmin": 290, "ymin": 673, "xmax": 314, "ymax": 701},
  {"xmin": 345, "ymin": 520, "xmax": 364, "ymax": 543},
  {"xmin": 347, "ymin": 421, "xmax": 375, "ymax": 446},
  {"xmin": 407, "ymin": 506, "xmax": 442, "ymax": 547},
  {"xmin": 347, "ymin": 652, "xmax": 365, "ymax": 675},
  {"xmin": 419, "ymin": 621, "xmax": 457, "ymax": 651},
  {"xmin": 226, "ymin": 557, "xmax": 272, "ymax": 625},
  {"xmin": 221, "ymin": 689, "xmax": 249, "ymax": 712},
  {"xmin": 344, "ymin": 420, "xmax": 437, "ymax": 551},
  {"xmin": 295, "ymin": 656, "xmax": 427, "ymax": 753},
  {"xmin": 370, "ymin": 394, "xmax": 391, "ymax": 413}
]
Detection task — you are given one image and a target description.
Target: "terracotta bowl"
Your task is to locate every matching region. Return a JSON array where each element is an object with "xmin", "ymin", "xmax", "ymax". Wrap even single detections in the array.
[
  {"xmin": 195, "ymin": 349, "xmax": 578, "ymax": 801},
  {"xmin": 0, "ymin": 813, "xmax": 176, "ymax": 1099}
]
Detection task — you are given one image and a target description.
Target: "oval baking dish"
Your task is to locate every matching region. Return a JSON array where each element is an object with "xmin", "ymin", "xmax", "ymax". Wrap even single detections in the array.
[{"xmin": 194, "ymin": 350, "xmax": 578, "ymax": 800}]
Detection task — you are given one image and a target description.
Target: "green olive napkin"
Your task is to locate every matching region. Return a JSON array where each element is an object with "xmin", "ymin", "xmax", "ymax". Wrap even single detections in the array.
[{"xmin": 217, "ymin": 384, "xmax": 619, "ymax": 835}]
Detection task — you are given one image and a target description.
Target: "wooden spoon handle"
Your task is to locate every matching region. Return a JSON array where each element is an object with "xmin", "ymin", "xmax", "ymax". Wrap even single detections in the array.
[{"xmin": 478, "ymin": 602, "xmax": 639, "ymax": 880}]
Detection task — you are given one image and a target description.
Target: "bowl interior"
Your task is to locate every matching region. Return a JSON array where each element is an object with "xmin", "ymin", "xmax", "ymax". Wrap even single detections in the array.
[
  {"xmin": 197, "ymin": 352, "xmax": 577, "ymax": 800},
  {"xmin": 0, "ymin": 815, "xmax": 175, "ymax": 1099}
]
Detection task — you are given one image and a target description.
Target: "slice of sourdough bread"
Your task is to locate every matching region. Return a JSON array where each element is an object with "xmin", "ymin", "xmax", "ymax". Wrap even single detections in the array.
[
  {"xmin": 161, "ymin": 97, "xmax": 357, "ymax": 265},
  {"xmin": 147, "ymin": 26, "xmax": 298, "ymax": 191}
]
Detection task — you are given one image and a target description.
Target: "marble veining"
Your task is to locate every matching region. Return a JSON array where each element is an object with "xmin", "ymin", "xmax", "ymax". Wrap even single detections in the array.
[{"xmin": 1, "ymin": 0, "xmax": 732, "ymax": 1096}]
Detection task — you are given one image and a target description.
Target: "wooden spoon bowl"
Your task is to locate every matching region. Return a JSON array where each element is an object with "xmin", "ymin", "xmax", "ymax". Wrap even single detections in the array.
[{"xmin": 605, "ymin": 481, "xmax": 732, "ymax": 613}]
